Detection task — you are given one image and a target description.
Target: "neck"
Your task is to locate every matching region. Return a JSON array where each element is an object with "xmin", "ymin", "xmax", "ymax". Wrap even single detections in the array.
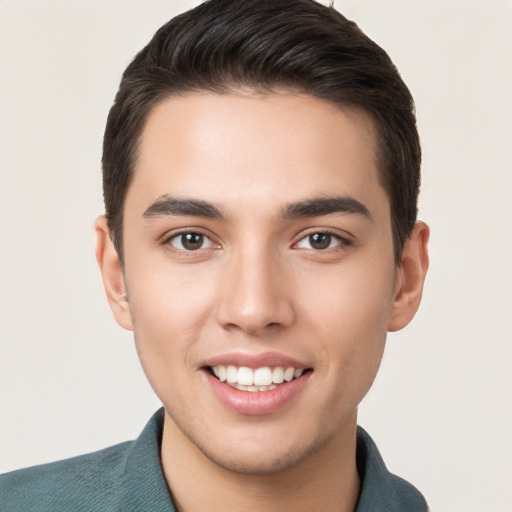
[{"xmin": 160, "ymin": 411, "xmax": 360, "ymax": 512}]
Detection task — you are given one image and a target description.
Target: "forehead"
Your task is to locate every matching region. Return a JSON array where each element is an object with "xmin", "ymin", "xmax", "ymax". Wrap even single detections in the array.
[{"xmin": 127, "ymin": 90, "xmax": 386, "ymax": 218}]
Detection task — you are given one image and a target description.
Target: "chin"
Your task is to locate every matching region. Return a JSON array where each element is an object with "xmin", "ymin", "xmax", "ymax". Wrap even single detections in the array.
[
  {"xmin": 185, "ymin": 418, "xmax": 332, "ymax": 476},
  {"xmin": 199, "ymin": 442, "xmax": 312, "ymax": 476}
]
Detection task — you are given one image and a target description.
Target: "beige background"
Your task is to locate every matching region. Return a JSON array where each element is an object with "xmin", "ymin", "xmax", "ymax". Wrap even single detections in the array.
[{"xmin": 1, "ymin": 1, "xmax": 511, "ymax": 510}]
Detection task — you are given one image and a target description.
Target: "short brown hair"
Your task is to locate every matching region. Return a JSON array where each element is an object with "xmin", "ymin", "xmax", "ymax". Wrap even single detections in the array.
[{"xmin": 102, "ymin": 0, "xmax": 420, "ymax": 264}]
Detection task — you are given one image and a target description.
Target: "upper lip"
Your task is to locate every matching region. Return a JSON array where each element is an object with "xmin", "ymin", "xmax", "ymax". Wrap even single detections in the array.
[{"xmin": 202, "ymin": 351, "xmax": 311, "ymax": 369}]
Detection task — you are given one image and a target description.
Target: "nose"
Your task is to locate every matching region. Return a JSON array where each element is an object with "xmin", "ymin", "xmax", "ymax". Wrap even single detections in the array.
[{"xmin": 216, "ymin": 246, "xmax": 295, "ymax": 335}]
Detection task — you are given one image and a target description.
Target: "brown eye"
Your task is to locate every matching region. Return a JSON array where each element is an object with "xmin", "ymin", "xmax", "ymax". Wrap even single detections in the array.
[
  {"xmin": 169, "ymin": 232, "xmax": 212, "ymax": 251},
  {"xmin": 296, "ymin": 232, "xmax": 345, "ymax": 251},
  {"xmin": 309, "ymin": 233, "xmax": 332, "ymax": 250}
]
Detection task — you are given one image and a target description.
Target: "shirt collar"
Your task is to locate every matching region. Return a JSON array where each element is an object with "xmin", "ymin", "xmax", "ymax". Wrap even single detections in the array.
[
  {"xmin": 123, "ymin": 409, "xmax": 427, "ymax": 511},
  {"xmin": 355, "ymin": 426, "xmax": 428, "ymax": 511},
  {"xmin": 121, "ymin": 409, "xmax": 177, "ymax": 511}
]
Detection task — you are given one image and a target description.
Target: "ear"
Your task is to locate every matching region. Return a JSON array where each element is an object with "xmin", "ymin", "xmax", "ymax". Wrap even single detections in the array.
[
  {"xmin": 94, "ymin": 215, "xmax": 133, "ymax": 331},
  {"xmin": 388, "ymin": 221, "xmax": 430, "ymax": 332}
]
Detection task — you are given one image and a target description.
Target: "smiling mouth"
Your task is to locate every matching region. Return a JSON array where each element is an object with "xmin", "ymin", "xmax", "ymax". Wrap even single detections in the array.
[{"xmin": 207, "ymin": 365, "xmax": 312, "ymax": 392}]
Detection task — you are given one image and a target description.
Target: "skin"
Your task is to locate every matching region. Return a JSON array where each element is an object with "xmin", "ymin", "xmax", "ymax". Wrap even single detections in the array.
[{"xmin": 96, "ymin": 90, "xmax": 429, "ymax": 512}]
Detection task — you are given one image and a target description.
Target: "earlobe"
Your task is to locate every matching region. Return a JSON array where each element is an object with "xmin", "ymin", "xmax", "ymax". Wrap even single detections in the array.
[
  {"xmin": 388, "ymin": 221, "xmax": 430, "ymax": 332},
  {"xmin": 94, "ymin": 215, "xmax": 133, "ymax": 331}
]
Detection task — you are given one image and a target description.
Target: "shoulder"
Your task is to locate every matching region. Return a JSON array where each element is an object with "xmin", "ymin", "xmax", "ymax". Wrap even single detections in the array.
[
  {"xmin": 0, "ymin": 441, "xmax": 133, "ymax": 512},
  {"xmin": 1, "ymin": 409, "xmax": 173, "ymax": 512}
]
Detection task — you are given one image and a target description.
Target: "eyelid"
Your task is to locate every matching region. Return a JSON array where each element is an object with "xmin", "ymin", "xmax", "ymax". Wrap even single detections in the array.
[
  {"xmin": 159, "ymin": 226, "xmax": 353, "ymax": 254},
  {"xmin": 293, "ymin": 228, "xmax": 353, "ymax": 251},
  {"xmin": 162, "ymin": 228, "xmax": 221, "ymax": 253}
]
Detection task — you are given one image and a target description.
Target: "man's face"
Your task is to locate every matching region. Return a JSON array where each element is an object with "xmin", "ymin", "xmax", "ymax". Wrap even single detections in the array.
[{"xmin": 119, "ymin": 91, "xmax": 401, "ymax": 473}]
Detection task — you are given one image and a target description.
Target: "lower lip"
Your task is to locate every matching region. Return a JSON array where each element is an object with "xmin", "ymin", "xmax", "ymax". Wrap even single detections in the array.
[{"xmin": 203, "ymin": 370, "xmax": 311, "ymax": 416}]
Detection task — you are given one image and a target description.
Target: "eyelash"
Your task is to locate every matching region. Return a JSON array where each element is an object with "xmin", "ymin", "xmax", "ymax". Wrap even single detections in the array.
[
  {"xmin": 163, "ymin": 228, "xmax": 351, "ymax": 255},
  {"xmin": 293, "ymin": 229, "xmax": 352, "ymax": 252},
  {"xmin": 163, "ymin": 230, "xmax": 218, "ymax": 255}
]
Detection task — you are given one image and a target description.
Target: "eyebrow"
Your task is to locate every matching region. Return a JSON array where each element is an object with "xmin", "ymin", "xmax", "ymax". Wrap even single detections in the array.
[
  {"xmin": 281, "ymin": 196, "xmax": 372, "ymax": 220},
  {"xmin": 142, "ymin": 195, "xmax": 371, "ymax": 221},
  {"xmin": 143, "ymin": 196, "xmax": 224, "ymax": 219}
]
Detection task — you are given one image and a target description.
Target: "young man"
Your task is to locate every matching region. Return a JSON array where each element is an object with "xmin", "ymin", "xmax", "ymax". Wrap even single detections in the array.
[{"xmin": 1, "ymin": 0, "xmax": 429, "ymax": 510}]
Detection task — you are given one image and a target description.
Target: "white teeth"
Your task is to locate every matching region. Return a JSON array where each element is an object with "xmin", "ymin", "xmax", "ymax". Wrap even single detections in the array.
[
  {"xmin": 226, "ymin": 365, "xmax": 238, "ymax": 383},
  {"xmin": 211, "ymin": 364, "xmax": 306, "ymax": 389},
  {"xmin": 237, "ymin": 367, "xmax": 254, "ymax": 386},
  {"xmin": 217, "ymin": 365, "xmax": 227, "ymax": 382},
  {"xmin": 254, "ymin": 367, "xmax": 273, "ymax": 386},
  {"xmin": 284, "ymin": 367, "xmax": 295, "ymax": 382},
  {"xmin": 213, "ymin": 365, "xmax": 227, "ymax": 382},
  {"xmin": 234, "ymin": 384, "xmax": 265, "ymax": 392},
  {"xmin": 272, "ymin": 367, "xmax": 284, "ymax": 384}
]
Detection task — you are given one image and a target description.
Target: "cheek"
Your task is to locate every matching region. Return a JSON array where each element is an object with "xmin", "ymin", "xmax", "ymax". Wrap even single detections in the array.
[
  {"xmin": 299, "ymin": 257, "xmax": 395, "ymax": 370},
  {"xmin": 125, "ymin": 262, "xmax": 216, "ymax": 373},
  {"xmin": 301, "ymin": 255, "xmax": 394, "ymax": 322}
]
